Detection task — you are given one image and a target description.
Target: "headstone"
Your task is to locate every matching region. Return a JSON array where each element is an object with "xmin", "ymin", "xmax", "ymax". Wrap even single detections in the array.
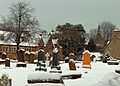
[
  {"xmin": 38, "ymin": 49, "xmax": 44, "ymax": 63},
  {"xmin": 5, "ymin": 58, "xmax": 10, "ymax": 67},
  {"xmin": 82, "ymin": 50, "xmax": 91, "ymax": 69},
  {"xmin": 52, "ymin": 48, "xmax": 59, "ymax": 67},
  {"xmin": 17, "ymin": 49, "xmax": 25, "ymax": 62},
  {"xmin": 64, "ymin": 57, "xmax": 69, "ymax": 63},
  {"xmin": 45, "ymin": 52, "xmax": 50, "ymax": 66},
  {"xmin": 24, "ymin": 51, "xmax": 30, "ymax": 63},
  {"xmin": 50, "ymin": 48, "xmax": 62, "ymax": 73},
  {"xmin": 69, "ymin": 53, "xmax": 75, "ymax": 60},
  {"xmin": 29, "ymin": 52, "xmax": 35, "ymax": 63},
  {"xmin": 35, "ymin": 49, "xmax": 47, "ymax": 71},
  {"xmin": 0, "ymin": 74, "xmax": 11, "ymax": 86},
  {"xmin": 2, "ymin": 52, "xmax": 6, "ymax": 60},
  {"xmin": 69, "ymin": 59, "xmax": 76, "ymax": 70},
  {"xmin": 16, "ymin": 49, "xmax": 26, "ymax": 67}
]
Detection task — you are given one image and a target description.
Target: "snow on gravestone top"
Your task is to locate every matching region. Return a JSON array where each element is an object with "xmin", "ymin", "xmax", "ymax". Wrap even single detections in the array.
[
  {"xmin": 69, "ymin": 59, "xmax": 75, "ymax": 64},
  {"xmin": 27, "ymin": 72, "xmax": 61, "ymax": 81},
  {"xmin": 39, "ymin": 49, "xmax": 44, "ymax": 52},
  {"xmin": 25, "ymin": 51, "xmax": 30, "ymax": 54},
  {"xmin": 2, "ymin": 52, "xmax": 6, "ymax": 55},
  {"xmin": 53, "ymin": 48, "xmax": 58, "ymax": 53},
  {"xmin": 18, "ymin": 48, "xmax": 25, "ymax": 52},
  {"xmin": 30, "ymin": 52, "xmax": 35, "ymax": 54},
  {"xmin": 6, "ymin": 58, "xmax": 10, "ymax": 60},
  {"xmin": 82, "ymin": 50, "xmax": 90, "ymax": 54}
]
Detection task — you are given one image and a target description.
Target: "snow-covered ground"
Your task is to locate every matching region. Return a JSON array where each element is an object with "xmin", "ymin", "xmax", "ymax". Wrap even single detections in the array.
[{"xmin": 0, "ymin": 61, "xmax": 119, "ymax": 86}]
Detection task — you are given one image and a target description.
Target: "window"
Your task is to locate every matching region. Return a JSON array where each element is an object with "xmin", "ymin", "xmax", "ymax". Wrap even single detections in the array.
[
  {"xmin": 25, "ymin": 48, "xmax": 32, "ymax": 52},
  {"xmin": 11, "ymin": 47, "xmax": 17, "ymax": 52},
  {"xmin": 2, "ymin": 47, "xmax": 8, "ymax": 52}
]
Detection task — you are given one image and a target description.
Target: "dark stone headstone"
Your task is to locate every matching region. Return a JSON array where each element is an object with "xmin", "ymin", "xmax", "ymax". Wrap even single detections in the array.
[
  {"xmin": 5, "ymin": 58, "xmax": 10, "ymax": 67},
  {"xmin": 38, "ymin": 49, "xmax": 44, "ymax": 63},
  {"xmin": 2, "ymin": 52, "xmax": 6, "ymax": 60},
  {"xmin": 17, "ymin": 49, "xmax": 25, "ymax": 62},
  {"xmin": 16, "ymin": 49, "xmax": 26, "ymax": 67},
  {"xmin": 50, "ymin": 48, "xmax": 62, "ymax": 73}
]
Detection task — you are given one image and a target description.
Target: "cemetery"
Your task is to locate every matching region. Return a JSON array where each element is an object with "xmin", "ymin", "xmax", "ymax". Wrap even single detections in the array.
[{"xmin": 0, "ymin": 49, "xmax": 119, "ymax": 86}]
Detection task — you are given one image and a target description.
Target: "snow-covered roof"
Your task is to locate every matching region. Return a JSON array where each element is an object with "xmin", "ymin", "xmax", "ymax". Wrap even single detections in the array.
[{"xmin": 0, "ymin": 41, "xmax": 37, "ymax": 47}]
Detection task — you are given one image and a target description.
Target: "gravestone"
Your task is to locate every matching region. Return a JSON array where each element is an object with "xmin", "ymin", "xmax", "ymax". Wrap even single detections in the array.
[
  {"xmin": 38, "ymin": 49, "xmax": 44, "ymax": 63},
  {"xmin": 24, "ymin": 51, "xmax": 30, "ymax": 63},
  {"xmin": 35, "ymin": 49, "xmax": 47, "ymax": 71},
  {"xmin": 69, "ymin": 53, "xmax": 75, "ymax": 60},
  {"xmin": 17, "ymin": 49, "xmax": 25, "ymax": 62},
  {"xmin": 69, "ymin": 59, "xmax": 76, "ymax": 70},
  {"xmin": 45, "ymin": 52, "xmax": 50, "ymax": 66},
  {"xmin": 5, "ymin": 58, "xmax": 10, "ymax": 67},
  {"xmin": 64, "ymin": 57, "xmax": 69, "ymax": 63},
  {"xmin": 16, "ymin": 49, "xmax": 26, "ymax": 67},
  {"xmin": 2, "ymin": 52, "xmax": 6, "ymax": 60},
  {"xmin": 29, "ymin": 52, "xmax": 35, "ymax": 63},
  {"xmin": 50, "ymin": 48, "xmax": 62, "ymax": 73},
  {"xmin": 82, "ymin": 50, "xmax": 91, "ymax": 69}
]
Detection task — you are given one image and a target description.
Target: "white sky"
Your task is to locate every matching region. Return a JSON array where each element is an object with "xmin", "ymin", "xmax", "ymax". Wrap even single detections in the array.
[{"xmin": 0, "ymin": 0, "xmax": 120, "ymax": 32}]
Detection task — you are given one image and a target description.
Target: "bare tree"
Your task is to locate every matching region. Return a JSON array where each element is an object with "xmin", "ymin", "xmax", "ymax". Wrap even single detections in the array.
[
  {"xmin": 0, "ymin": 1, "xmax": 39, "ymax": 56},
  {"xmin": 100, "ymin": 21, "xmax": 116, "ymax": 43},
  {"xmin": 89, "ymin": 28, "xmax": 97, "ymax": 40}
]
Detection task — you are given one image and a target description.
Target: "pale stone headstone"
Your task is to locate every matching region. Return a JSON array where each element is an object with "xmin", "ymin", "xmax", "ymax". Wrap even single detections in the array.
[{"xmin": 69, "ymin": 59, "xmax": 76, "ymax": 70}]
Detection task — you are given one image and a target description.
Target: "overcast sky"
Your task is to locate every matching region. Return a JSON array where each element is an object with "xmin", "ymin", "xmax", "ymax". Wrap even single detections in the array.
[{"xmin": 0, "ymin": 0, "xmax": 120, "ymax": 32}]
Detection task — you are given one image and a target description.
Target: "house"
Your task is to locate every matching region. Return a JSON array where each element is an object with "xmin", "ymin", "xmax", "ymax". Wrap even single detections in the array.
[
  {"xmin": 0, "ymin": 41, "xmax": 37, "ymax": 59},
  {"xmin": 37, "ymin": 35, "xmax": 63, "ymax": 61},
  {"xmin": 104, "ymin": 30, "xmax": 120, "ymax": 59}
]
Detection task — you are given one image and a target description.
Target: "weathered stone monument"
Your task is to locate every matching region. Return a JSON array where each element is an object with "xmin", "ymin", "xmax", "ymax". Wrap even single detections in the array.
[
  {"xmin": 38, "ymin": 49, "xmax": 44, "ymax": 63},
  {"xmin": 24, "ymin": 51, "xmax": 30, "ymax": 63},
  {"xmin": 29, "ymin": 52, "xmax": 35, "ymax": 63},
  {"xmin": 69, "ymin": 59, "xmax": 76, "ymax": 70},
  {"xmin": 0, "ymin": 74, "xmax": 11, "ymax": 86},
  {"xmin": 69, "ymin": 53, "xmax": 75, "ymax": 60},
  {"xmin": 5, "ymin": 58, "xmax": 10, "ymax": 67},
  {"xmin": 45, "ymin": 52, "xmax": 50, "ymax": 66},
  {"xmin": 16, "ymin": 48, "xmax": 26, "ymax": 67},
  {"xmin": 35, "ymin": 49, "xmax": 47, "ymax": 71},
  {"xmin": 1, "ymin": 52, "xmax": 6, "ymax": 60},
  {"xmin": 64, "ymin": 57, "xmax": 69, "ymax": 63},
  {"xmin": 50, "ymin": 48, "xmax": 62, "ymax": 73}
]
